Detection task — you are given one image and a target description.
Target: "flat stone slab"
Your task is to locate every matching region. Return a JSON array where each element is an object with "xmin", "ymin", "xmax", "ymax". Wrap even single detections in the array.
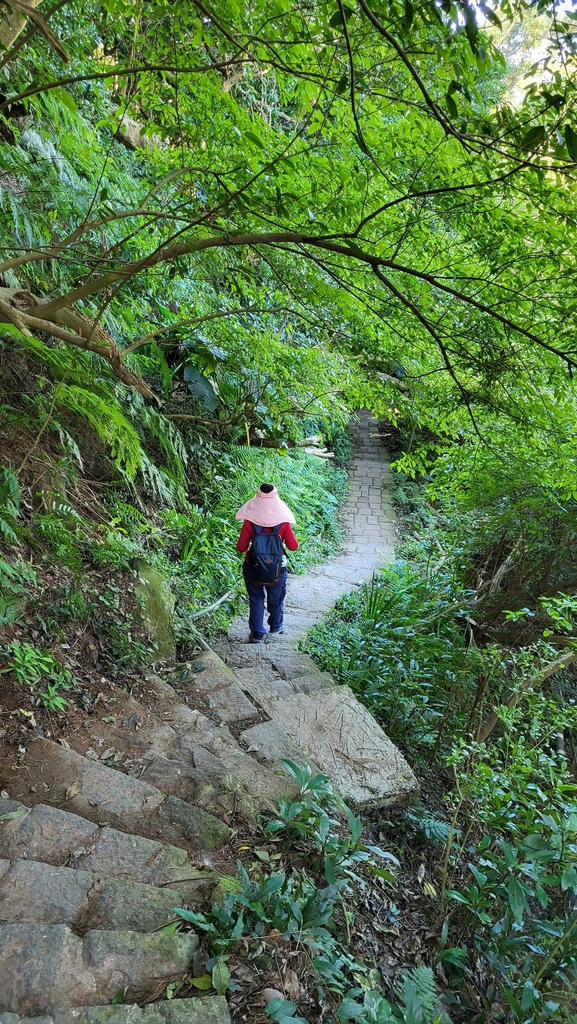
[
  {"xmin": 267, "ymin": 651, "xmax": 325, "ymax": 681},
  {"xmin": 181, "ymin": 738, "xmax": 297, "ymax": 806},
  {"xmin": 7, "ymin": 995, "xmax": 230, "ymax": 1022},
  {"xmin": 8, "ymin": 740, "xmax": 229, "ymax": 851},
  {"xmin": 212, "ymin": 644, "xmax": 263, "ymax": 669},
  {"xmin": 171, "ymin": 653, "xmax": 237, "ymax": 696},
  {"xmin": 0, "ymin": 858, "xmax": 208, "ymax": 931},
  {"xmin": 288, "ymin": 671, "xmax": 336, "ymax": 695},
  {"xmin": 0, "ymin": 925, "xmax": 196, "ymax": 1015},
  {"xmin": 233, "ymin": 666, "xmax": 293, "ymax": 702},
  {"xmin": 0, "ymin": 799, "xmax": 213, "ymax": 890},
  {"xmin": 240, "ymin": 721, "xmax": 309, "ymax": 767},
  {"xmin": 265, "ymin": 686, "xmax": 418, "ymax": 809},
  {"xmin": 204, "ymin": 683, "xmax": 258, "ymax": 724}
]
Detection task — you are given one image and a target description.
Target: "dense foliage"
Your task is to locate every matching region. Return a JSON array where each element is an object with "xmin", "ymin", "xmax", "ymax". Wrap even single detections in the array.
[
  {"xmin": 2, "ymin": 0, "xmax": 577, "ymax": 1022},
  {"xmin": 305, "ymin": 442, "xmax": 577, "ymax": 1022}
]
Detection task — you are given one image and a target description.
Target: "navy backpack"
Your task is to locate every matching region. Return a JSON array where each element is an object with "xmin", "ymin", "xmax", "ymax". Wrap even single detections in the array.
[{"xmin": 248, "ymin": 523, "xmax": 284, "ymax": 584}]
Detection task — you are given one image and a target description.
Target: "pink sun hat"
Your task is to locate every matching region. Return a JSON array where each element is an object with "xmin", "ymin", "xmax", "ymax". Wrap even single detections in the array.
[{"xmin": 235, "ymin": 485, "xmax": 296, "ymax": 527}]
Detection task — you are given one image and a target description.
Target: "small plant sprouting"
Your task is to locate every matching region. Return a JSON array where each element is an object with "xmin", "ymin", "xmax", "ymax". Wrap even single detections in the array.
[{"xmin": 0, "ymin": 640, "xmax": 75, "ymax": 712}]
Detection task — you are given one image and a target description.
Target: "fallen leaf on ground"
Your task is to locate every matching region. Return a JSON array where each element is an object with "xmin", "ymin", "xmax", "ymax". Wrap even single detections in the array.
[
  {"xmin": 283, "ymin": 969, "xmax": 301, "ymax": 1000},
  {"xmin": 259, "ymin": 988, "xmax": 284, "ymax": 1005}
]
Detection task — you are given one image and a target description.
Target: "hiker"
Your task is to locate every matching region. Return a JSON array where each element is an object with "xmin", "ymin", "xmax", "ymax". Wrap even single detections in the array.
[{"xmin": 235, "ymin": 483, "xmax": 298, "ymax": 643}]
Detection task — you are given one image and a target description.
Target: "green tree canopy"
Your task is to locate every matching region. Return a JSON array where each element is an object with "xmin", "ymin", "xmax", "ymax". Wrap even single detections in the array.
[{"xmin": 1, "ymin": 0, "xmax": 577, "ymax": 481}]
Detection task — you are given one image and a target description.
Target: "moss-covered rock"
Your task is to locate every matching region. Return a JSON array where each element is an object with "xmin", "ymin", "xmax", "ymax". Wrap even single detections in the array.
[{"xmin": 134, "ymin": 562, "xmax": 176, "ymax": 663}]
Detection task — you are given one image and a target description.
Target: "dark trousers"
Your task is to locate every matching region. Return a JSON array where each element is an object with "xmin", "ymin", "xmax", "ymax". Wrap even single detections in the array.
[{"xmin": 243, "ymin": 565, "xmax": 287, "ymax": 637}]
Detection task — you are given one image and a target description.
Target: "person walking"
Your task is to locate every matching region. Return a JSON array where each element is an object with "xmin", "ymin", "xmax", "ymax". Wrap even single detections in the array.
[{"xmin": 235, "ymin": 483, "xmax": 298, "ymax": 643}]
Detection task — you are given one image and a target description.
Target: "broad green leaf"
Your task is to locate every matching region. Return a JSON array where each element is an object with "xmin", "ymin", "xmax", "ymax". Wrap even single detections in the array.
[
  {"xmin": 191, "ymin": 974, "xmax": 213, "ymax": 990},
  {"xmin": 329, "ymin": 5, "xmax": 354, "ymax": 29},
  {"xmin": 520, "ymin": 126, "xmax": 546, "ymax": 151},
  {"xmin": 565, "ymin": 125, "xmax": 577, "ymax": 161},
  {"xmin": 506, "ymin": 877, "xmax": 528, "ymax": 924},
  {"xmin": 211, "ymin": 959, "xmax": 231, "ymax": 996}
]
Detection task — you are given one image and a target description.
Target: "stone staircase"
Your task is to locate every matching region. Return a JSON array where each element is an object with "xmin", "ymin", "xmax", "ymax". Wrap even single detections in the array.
[
  {"xmin": 0, "ymin": 413, "xmax": 418, "ymax": 1020},
  {"xmin": 1, "ymin": 647, "xmax": 417, "ymax": 1020}
]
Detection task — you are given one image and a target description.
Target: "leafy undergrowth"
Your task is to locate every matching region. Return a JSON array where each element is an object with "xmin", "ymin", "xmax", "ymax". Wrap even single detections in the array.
[
  {"xmin": 180, "ymin": 750, "xmax": 577, "ymax": 1023},
  {"xmin": 168, "ymin": 761, "xmax": 453, "ymax": 1024},
  {"xmin": 302, "ymin": 437, "xmax": 577, "ymax": 1023}
]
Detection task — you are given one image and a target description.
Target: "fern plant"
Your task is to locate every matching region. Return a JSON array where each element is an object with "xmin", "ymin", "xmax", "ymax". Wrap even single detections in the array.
[
  {"xmin": 0, "ymin": 558, "xmax": 36, "ymax": 625},
  {"xmin": 0, "ymin": 466, "xmax": 21, "ymax": 544}
]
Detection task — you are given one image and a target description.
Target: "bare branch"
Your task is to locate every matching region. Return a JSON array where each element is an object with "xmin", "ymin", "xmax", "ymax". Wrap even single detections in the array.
[
  {"xmin": 0, "ymin": 299, "xmax": 154, "ymax": 398},
  {"xmin": 0, "ymin": 0, "xmax": 69, "ymax": 60}
]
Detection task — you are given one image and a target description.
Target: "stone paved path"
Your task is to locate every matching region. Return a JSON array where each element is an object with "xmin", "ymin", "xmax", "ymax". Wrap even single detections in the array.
[
  {"xmin": 213, "ymin": 412, "xmax": 418, "ymax": 810},
  {"xmin": 227, "ymin": 410, "xmax": 397, "ymax": 644},
  {"xmin": 0, "ymin": 414, "xmax": 416, "ymax": 1022}
]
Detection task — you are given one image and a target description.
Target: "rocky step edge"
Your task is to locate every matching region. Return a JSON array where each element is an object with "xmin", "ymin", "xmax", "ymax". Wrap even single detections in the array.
[
  {"xmin": 0, "ymin": 797, "xmax": 213, "ymax": 890},
  {"xmin": 0, "ymin": 922, "xmax": 202, "ymax": 1016},
  {"xmin": 0, "ymin": 996, "xmax": 229, "ymax": 1023},
  {"xmin": 38, "ymin": 658, "xmax": 301, "ymax": 813},
  {"xmin": 0, "ymin": 997, "xmax": 229, "ymax": 1023},
  {"xmin": 3, "ymin": 738, "xmax": 231, "ymax": 852},
  {"xmin": 0, "ymin": 856, "xmax": 209, "ymax": 932}
]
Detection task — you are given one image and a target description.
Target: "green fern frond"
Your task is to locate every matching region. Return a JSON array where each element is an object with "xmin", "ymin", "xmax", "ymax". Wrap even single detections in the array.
[
  {"xmin": 0, "ymin": 466, "xmax": 22, "ymax": 545},
  {"xmin": 56, "ymin": 383, "xmax": 142, "ymax": 479},
  {"xmin": 140, "ymin": 452, "xmax": 184, "ymax": 505},
  {"xmin": 133, "ymin": 403, "xmax": 188, "ymax": 482},
  {"xmin": 400, "ymin": 966, "xmax": 450, "ymax": 1023},
  {"xmin": 52, "ymin": 424, "xmax": 84, "ymax": 470}
]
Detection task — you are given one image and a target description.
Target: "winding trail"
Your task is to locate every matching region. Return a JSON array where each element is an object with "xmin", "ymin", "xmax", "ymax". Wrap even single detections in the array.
[
  {"xmin": 212, "ymin": 409, "xmax": 417, "ymax": 811},
  {"xmin": 226, "ymin": 410, "xmax": 397, "ymax": 646},
  {"xmin": 0, "ymin": 413, "xmax": 416, "ymax": 1023}
]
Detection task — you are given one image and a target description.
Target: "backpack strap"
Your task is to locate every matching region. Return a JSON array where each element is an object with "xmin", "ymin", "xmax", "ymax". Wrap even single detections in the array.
[{"xmin": 250, "ymin": 523, "xmax": 281, "ymax": 535}]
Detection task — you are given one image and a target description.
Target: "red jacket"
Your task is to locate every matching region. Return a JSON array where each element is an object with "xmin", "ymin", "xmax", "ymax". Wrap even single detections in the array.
[{"xmin": 236, "ymin": 521, "xmax": 299, "ymax": 561}]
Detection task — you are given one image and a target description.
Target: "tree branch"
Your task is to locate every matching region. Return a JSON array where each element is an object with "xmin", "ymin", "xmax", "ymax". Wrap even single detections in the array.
[
  {"xmin": 477, "ymin": 648, "xmax": 577, "ymax": 742},
  {"xmin": 0, "ymin": 0, "xmax": 69, "ymax": 60},
  {"xmin": 0, "ymin": 58, "xmax": 248, "ymax": 111},
  {"xmin": 0, "ymin": 0, "xmax": 69, "ymax": 69},
  {"xmin": 0, "ymin": 299, "xmax": 154, "ymax": 398}
]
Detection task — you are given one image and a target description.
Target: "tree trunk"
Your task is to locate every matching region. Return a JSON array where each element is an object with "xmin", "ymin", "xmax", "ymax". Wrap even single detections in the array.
[{"xmin": 0, "ymin": 0, "xmax": 43, "ymax": 51}]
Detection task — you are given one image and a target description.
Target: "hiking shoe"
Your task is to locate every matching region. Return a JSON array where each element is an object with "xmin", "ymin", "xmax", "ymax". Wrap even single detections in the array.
[
  {"xmin": 269, "ymin": 625, "xmax": 285, "ymax": 635},
  {"xmin": 249, "ymin": 633, "xmax": 266, "ymax": 644}
]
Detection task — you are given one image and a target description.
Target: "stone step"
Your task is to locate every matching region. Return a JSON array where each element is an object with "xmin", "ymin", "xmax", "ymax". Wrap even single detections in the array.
[
  {"xmin": 138, "ymin": 755, "xmax": 260, "ymax": 824},
  {"xmin": 177, "ymin": 730, "xmax": 297, "ymax": 806},
  {"xmin": 163, "ymin": 652, "xmax": 259, "ymax": 725},
  {"xmin": 233, "ymin": 665, "xmax": 294, "ymax": 702},
  {"xmin": 142, "ymin": 674, "xmax": 293, "ymax": 810},
  {"xmin": 241, "ymin": 720, "xmax": 319, "ymax": 773},
  {"xmin": 266, "ymin": 650, "xmax": 331, "ymax": 681},
  {"xmin": 0, "ymin": 996, "xmax": 229, "ymax": 1023},
  {"xmin": 5, "ymin": 739, "xmax": 229, "ymax": 851},
  {"xmin": 246, "ymin": 685, "xmax": 419, "ymax": 809},
  {"xmin": 0, "ymin": 858, "xmax": 206, "ymax": 932},
  {"xmin": 0, "ymin": 924, "xmax": 197, "ymax": 1015},
  {"xmin": 63, "ymin": 676, "xmax": 263, "ymax": 824},
  {"xmin": 0, "ymin": 797, "xmax": 212, "ymax": 890},
  {"xmin": 286, "ymin": 671, "xmax": 336, "ymax": 695}
]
